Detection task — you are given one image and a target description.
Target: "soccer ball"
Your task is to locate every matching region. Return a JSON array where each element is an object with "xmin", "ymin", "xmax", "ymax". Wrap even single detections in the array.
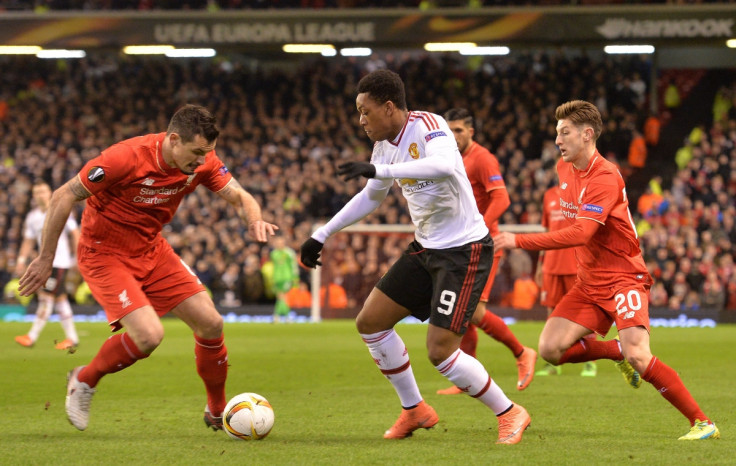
[{"xmin": 222, "ymin": 392, "xmax": 274, "ymax": 440}]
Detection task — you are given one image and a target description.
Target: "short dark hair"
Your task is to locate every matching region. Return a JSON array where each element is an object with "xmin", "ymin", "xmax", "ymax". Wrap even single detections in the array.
[
  {"xmin": 555, "ymin": 100, "xmax": 603, "ymax": 141},
  {"xmin": 167, "ymin": 104, "xmax": 220, "ymax": 143},
  {"xmin": 357, "ymin": 70, "xmax": 407, "ymax": 110},
  {"xmin": 444, "ymin": 108, "xmax": 474, "ymax": 128}
]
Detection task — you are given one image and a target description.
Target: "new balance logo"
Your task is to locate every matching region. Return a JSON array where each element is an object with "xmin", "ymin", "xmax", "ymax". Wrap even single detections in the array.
[
  {"xmin": 119, "ymin": 289, "xmax": 132, "ymax": 309},
  {"xmin": 141, "ymin": 178, "xmax": 155, "ymax": 186}
]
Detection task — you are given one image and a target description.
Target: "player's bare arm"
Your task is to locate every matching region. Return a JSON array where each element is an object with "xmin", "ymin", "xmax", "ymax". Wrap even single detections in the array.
[
  {"xmin": 18, "ymin": 178, "xmax": 89, "ymax": 296},
  {"xmin": 217, "ymin": 178, "xmax": 278, "ymax": 242}
]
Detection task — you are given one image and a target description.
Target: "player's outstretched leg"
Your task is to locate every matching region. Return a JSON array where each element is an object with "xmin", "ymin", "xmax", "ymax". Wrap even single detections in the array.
[
  {"xmin": 65, "ymin": 366, "xmax": 96, "ymax": 431},
  {"xmin": 639, "ymin": 355, "xmax": 719, "ymax": 440},
  {"xmin": 436, "ymin": 348, "xmax": 530, "ymax": 444},
  {"xmin": 477, "ymin": 310, "xmax": 536, "ymax": 390},
  {"xmin": 362, "ymin": 329, "xmax": 433, "ymax": 438},
  {"xmin": 15, "ymin": 295, "xmax": 54, "ymax": 348},
  {"xmin": 194, "ymin": 334, "xmax": 228, "ymax": 428},
  {"xmin": 55, "ymin": 298, "xmax": 79, "ymax": 350}
]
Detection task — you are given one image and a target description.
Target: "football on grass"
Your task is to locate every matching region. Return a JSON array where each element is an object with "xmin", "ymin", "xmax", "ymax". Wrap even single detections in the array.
[{"xmin": 223, "ymin": 393, "xmax": 274, "ymax": 440}]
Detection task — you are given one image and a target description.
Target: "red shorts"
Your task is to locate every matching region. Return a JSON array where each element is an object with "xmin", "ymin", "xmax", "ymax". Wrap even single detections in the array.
[
  {"xmin": 540, "ymin": 274, "xmax": 577, "ymax": 308},
  {"xmin": 551, "ymin": 281, "xmax": 651, "ymax": 337},
  {"xmin": 480, "ymin": 250, "xmax": 503, "ymax": 303},
  {"xmin": 78, "ymin": 238, "xmax": 205, "ymax": 331}
]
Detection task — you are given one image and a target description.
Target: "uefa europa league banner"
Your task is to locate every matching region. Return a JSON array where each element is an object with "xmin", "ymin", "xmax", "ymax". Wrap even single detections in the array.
[{"xmin": 0, "ymin": 6, "xmax": 734, "ymax": 49}]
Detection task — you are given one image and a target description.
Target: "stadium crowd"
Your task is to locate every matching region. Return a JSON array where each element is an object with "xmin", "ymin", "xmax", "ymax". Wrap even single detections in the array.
[
  {"xmin": 0, "ymin": 50, "xmax": 734, "ymax": 314},
  {"xmin": 0, "ymin": 0, "xmax": 727, "ymax": 12}
]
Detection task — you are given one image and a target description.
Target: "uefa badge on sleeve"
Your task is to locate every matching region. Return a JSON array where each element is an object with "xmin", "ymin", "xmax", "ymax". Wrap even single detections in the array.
[{"xmin": 87, "ymin": 167, "xmax": 105, "ymax": 183}]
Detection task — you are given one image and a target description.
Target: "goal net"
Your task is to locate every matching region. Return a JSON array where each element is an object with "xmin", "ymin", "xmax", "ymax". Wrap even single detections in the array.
[{"xmin": 309, "ymin": 223, "xmax": 545, "ymax": 322}]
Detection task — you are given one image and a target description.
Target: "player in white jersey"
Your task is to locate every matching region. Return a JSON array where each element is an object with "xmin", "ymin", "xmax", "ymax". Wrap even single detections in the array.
[
  {"xmin": 300, "ymin": 70, "xmax": 530, "ymax": 444},
  {"xmin": 14, "ymin": 181, "xmax": 80, "ymax": 350}
]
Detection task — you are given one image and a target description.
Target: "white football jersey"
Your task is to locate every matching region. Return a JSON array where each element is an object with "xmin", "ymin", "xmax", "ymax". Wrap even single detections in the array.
[
  {"xmin": 370, "ymin": 111, "xmax": 488, "ymax": 249},
  {"xmin": 23, "ymin": 208, "xmax": 78, "ymax": 269}
]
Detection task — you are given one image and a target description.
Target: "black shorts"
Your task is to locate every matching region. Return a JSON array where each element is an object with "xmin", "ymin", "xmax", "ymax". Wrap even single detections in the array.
[
  {"xmin": 376, "ymin": 235, "xmax": 493, "ymax": 334},
  {"xmin": 43, "ymin": 268, "xmax": 68, "ymax": 296}
]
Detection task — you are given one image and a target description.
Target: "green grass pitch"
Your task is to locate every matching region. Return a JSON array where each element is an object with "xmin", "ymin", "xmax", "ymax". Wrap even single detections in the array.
[{"xmin": 1, "ymin": 319, "xmax": 733, "ymax": 465}]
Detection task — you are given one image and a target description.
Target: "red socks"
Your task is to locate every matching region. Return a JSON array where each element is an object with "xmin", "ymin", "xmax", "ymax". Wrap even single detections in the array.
[
  {"xmin": 79, "ymin": 332, "xmax": 149, "ymax": 388},
  {"xmin": 195, "ymin": 334, "xmax": 228, "ymax": 416},
  {"xmin": 558, "ymin": 339, "xmax": 621, "ymax": 364},
  {"xmin": 477, "ymin": 310, "xmax": 525, "ymax": 357},
  {"xmin": 460, "ymin": 324, "xmax": 479, "ymax": 357},
  {"xmin": 459, "ymin": 311, "xmax": 525, "ymax": 358},
  {"xmin": 642, "ymin": 356, "xmax": 708, "ymax": 425}
]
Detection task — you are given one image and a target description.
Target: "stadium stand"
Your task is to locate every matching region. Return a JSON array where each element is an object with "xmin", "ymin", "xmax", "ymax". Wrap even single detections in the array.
[{"xmin": 0, "ymin": 49, "xmax": 734, "ymax": 316}]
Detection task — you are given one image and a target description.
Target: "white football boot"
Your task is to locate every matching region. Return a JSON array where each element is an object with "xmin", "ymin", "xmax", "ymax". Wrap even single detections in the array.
[{"xmin": 65, "ymin": 366, "xmax": 96, "ymax": 430}]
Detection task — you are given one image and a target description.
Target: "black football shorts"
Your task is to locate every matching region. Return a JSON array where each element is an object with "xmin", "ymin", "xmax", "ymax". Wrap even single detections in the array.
[
  {"xmin": 376, "ymin": 234, "xmax": 493, "ymax": 334},
  {"xmin": 43, "ymin": 267, "xmax": 69, "ymax": 296}
]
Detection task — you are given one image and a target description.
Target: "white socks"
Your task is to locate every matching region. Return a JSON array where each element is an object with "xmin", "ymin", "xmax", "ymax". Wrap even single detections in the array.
[
  {"xmin": 436, "ymin": 349, "xmax": 512, "ymax": 415},
  {"xmin": 28, "ymin": 295, "xmax": 54, "ymax": 342},
  {"xmin": 56, "ymin": 299, "xmax": 79, "ymax": 344},
  {"xmin": 362, "ymin": 329, "xmax": 422, "ymax": 408}
]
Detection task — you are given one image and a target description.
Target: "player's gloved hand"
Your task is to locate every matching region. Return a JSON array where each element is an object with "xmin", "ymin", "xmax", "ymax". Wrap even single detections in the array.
[
  {"xmin": 337, "ymin": 162, "xmax": 376, "ymax": 181},
  {"xmin": 300, "ymin": 237, "xmax": 324, "ymax": 268}
]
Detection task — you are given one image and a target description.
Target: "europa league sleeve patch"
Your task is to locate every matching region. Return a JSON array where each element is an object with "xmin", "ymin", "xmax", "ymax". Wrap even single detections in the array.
[{"xmin": 87, "ymin": 167, "xmax": 105, "ymax": 183}]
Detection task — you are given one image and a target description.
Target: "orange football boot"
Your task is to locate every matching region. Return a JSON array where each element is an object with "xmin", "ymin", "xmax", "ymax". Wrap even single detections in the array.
[
  {"xmin": 496, "ymin": 403, "xmax": 531, "ymax": 444},
  {"xmin": 383, "ymin": 401, "xmax": 439, "ymax": 439},
  {"xmin": 14, "ymin": 335, "xmax": 34, "ymax": 347},
  {"xmin": 516, "ymin": 347, "xmax": 537, "ymax": 390}
]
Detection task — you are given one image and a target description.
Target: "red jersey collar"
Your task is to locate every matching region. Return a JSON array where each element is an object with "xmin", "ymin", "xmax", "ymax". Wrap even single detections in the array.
[
  {"xmin": 388, "ymin": 113, "xmax": 411, "ymax": 146},
  {"xmin": 461, "ymin": 141, "xmax": 476, "ymax": 158},
  {"xmin": 573, "ymin": 150, "xmax": 601, "ymax": 178}
]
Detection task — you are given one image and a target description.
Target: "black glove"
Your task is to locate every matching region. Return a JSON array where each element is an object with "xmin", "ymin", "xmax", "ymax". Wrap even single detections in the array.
[
  {"xmin": 300, "ymin": 237, "xmax": 324, "ymax": 268},
  {"xmin": 337, "ymin": 162, "xmax": 376, "ymax": 181}
]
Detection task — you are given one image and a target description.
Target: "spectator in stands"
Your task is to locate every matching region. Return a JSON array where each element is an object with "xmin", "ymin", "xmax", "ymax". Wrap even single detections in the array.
[
  {"xmin": 627, "ymin": 129, "xmax": 647, "ymax": 173},
  {"xmin": 701, "ymin": 270, "xmax": 726, "ymax": 312},
  {"xmin": 0, "ymin": 49, "xmax": 732, "ymax": 330}
]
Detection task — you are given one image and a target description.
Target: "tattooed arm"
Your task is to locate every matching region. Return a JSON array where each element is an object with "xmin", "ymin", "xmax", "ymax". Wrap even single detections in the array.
[
  {"xmin": 216, "ymin": 178, "xmax": 278, "ymax": 243},
  {"xmin": 19, "ymin": 176, "xmax": 91, "ymax": 296}
]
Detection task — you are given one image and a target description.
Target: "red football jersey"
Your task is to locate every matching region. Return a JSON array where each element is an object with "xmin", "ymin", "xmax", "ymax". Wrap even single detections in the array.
[
  {"xmin": 541, "ymin": 185, "xmax": 577, "ymax": 275},
  {"xmin": 461, "ymin": 141, "xmax": 506, "ymax": 236},
  {"xmin": 518, "ymin": 153, "xmax": 650, "ymax": 287},
  {"xmin": 78, "ymin": 132, "xmax": 232, "ymax": 255}
]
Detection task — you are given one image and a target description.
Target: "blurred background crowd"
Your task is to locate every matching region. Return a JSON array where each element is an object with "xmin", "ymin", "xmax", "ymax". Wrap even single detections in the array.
[
  {"xmin": 0, "ymin": 46, "xmax": 735, "ymax": 315},
  {"xmin": 1, "ymin": 1, "xmax": 730, "ymax": 13}
]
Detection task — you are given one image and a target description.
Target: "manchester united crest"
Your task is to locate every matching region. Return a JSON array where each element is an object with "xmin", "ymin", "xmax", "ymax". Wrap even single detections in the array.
[{"xmin": 408, "ymin": 143, "xmax": 419, "ymax": 159}]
